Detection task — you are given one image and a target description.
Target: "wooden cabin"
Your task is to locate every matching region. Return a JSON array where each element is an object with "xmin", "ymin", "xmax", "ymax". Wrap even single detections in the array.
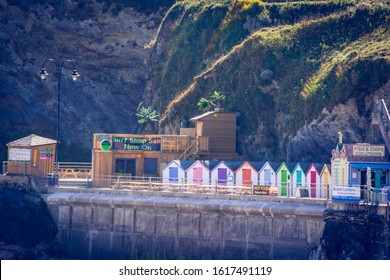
[
  {"xmin": 6, "ymin": 134, "xmax": 57, "ymax": 178},
  {"xmin": 189, "ymin": 111, "xmax": 241, "ymax": 159}
]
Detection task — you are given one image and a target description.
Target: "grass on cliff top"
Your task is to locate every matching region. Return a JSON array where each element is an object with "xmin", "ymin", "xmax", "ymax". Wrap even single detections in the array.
[{"xmin": 158, "ymin": 1, "xmax": 390, "ymax": 136}]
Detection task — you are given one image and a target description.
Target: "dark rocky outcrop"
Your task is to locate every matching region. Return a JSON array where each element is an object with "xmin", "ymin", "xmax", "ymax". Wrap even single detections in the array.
[{"xmin": 0, "ymin": 176, "xmax": 61, "ymax": 259}]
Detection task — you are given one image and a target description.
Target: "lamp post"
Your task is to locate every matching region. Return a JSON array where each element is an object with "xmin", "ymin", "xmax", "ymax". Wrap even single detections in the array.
[{"xmin": 39, "ymin": 59, "xmax": 80, "ymax": 183}]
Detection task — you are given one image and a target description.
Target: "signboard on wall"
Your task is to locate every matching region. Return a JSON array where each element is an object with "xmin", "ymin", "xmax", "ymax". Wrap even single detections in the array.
[
  {"xmin": 352, "ymin": 144, "xmax": 385, "ymax": 157},
  {"xmin": 332, "ymin": 186, "xmax": 360, "ymax": 203},
  {"xmin": 9, "ymin": 148, "xmax": 31, "ymax": 162},
  {"xmin": 253, "ymin": 185, "xmax": 278, "ymax": 196},
  {"xmin": 111, "ymin": 136, "xmax": 161, "ymax": 151}
]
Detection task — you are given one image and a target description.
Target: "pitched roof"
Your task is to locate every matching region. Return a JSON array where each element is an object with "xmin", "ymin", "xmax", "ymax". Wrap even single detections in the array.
[
  {"xmin": 189, "ymin": 111, "xmax": 215, "ymax": 121},
  {"xmin": 7, "ymin": 134, "xmax": 57, "ymax": 147}
]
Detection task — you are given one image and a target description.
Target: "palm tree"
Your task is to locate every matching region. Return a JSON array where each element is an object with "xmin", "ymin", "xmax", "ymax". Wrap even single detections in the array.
[
  {"xmin": 209, "ymin": 91, "xmax": 226, "ymax": 109},
  {"xmin": 197, "ymin": 91, "xmax": 226, "ymax": 112},
  {"xmin": 135, "ymin": 106, "xmax": 159, "ymax": 133}
]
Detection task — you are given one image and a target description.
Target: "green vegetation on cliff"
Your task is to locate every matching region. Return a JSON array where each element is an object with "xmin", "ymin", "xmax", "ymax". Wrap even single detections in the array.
[{"xmin": 148, "ymin": 0, "xmax": 390, "ymax": 160}]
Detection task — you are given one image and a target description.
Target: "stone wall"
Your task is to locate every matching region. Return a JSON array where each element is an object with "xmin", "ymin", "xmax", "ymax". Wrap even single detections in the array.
[{"xmin": 45, "ymin": 193, "xmax": 327, "ymax": 259}]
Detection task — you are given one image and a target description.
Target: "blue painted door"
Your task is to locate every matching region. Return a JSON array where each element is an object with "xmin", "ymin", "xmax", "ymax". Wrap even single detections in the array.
[
  {"xmin": 169, "ymin": 167, "xmax": 178, "ymax": 182},
  {"xmin": 296, "ymin": 170, "xmax": 302, "ymax": 187},
  {"xmin": 264, "ymin": 169, "xmax": 271, "ymax": 186}
]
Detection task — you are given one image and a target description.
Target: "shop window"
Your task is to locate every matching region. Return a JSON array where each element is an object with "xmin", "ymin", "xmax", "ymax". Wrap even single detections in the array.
[
  {"xmin": 115, "ymin": 159, "xmax": 136, "ymax": 175},
  {"xmin": 144, "ymin": 158, "xmax": 158, "ymax": 176}
]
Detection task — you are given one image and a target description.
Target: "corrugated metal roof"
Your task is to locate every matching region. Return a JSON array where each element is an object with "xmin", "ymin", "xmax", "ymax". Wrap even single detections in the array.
[{"xmin": 7, "ymin": 134, "xmax": 57, "ymax": 147}]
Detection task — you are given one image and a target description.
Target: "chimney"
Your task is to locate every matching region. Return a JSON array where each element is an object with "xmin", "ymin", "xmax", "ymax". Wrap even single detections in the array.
[{"xmin": 338, "ymin": 131, "xmax": 343, "ymax": 144}]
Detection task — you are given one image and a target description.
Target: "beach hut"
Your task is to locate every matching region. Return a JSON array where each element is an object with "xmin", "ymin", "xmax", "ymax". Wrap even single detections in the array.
[
  {"xmin": 234, "ymin": 161, "xmax": 258, "ymax": 193},
  {"xmin": 185, "ymin": 160, "xmax": 211, "ymax": 191},
  {"xmin": 258, "ymin": 161, "xmax": 277, "ymax": 186},
  {"xmin": 162, "ymin": 160, "xmax": 194, "ymax": 190},
  {"xmin": 320, "ymin": 164, "xmax": 332, "ymax": 198},
  {"xmin": 275, "ymin": 162, "xmax": 293, "ymax": 196},
  {"xmin": 210, "ymin": 160, "xmax": 235, "ymax": 187},
  {"xmin": 306, "ymin": 163, "xmax": 322, "ymax": 198}
]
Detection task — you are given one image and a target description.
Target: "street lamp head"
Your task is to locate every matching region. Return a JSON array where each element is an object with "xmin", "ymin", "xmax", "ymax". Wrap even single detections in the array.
[
  {"xmin": 70, "ymin": 69, "xmax": 80, "ymax": 81},
  {"xmin": 39, "ymin": 68, "xmax": 48, "ymax": 80}
]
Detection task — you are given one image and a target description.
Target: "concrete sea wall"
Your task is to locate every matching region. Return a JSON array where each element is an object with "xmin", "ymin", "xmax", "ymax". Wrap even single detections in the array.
[{"xmin": 45, "ymin": 193, "xmax": 327, "ymax": 259}]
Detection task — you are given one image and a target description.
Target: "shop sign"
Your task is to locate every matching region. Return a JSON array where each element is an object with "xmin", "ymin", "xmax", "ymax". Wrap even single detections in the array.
[
  {"xmin": 111, "ymin": 136, "xmax": 161, "ymax": 151},
  {"xmin": 253, "ymin": 185, "xmax": 278, "ymax": 196},
  {"xmin": 9, "ymin": 148, "xmax": 31, "ymax": 162},
  {"xmin": 332, "ymin": 186, "xmax": 360, "ymax": 203},
  {"xmin": 352, "ymin": 144, "xmax": 385, "ymax": 157}
]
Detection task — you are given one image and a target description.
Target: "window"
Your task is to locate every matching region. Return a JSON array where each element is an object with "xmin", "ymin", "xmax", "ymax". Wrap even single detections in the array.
[
  {"xmin": 115, "ymin": 159, "xmax": 136, "ymax": 175},
  {"xmin": 144, "ymin": 158, "xmax": 158, "ymax": 175}
]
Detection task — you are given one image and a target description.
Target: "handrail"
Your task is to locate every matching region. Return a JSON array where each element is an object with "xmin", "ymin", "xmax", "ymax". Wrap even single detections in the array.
[
  {"xmin": 375, "ymin": 99, "xmax": 390, "ymax": 154},
  {"xmin": 178, "ymin": 137, "xmax": 199, "ymax": 160}
]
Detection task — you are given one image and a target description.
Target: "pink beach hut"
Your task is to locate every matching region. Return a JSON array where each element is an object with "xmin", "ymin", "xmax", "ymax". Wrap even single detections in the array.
[
  {"xmin": 306, "ymin": 163, "xmax": 322, "ymax": 198},
  {"xmin": 185, "ymin": 160, "xmax": 210, "ymax": 191}
]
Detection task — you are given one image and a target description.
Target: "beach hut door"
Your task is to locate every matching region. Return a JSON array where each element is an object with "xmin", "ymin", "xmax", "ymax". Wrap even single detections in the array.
[
  {"xmin": 243, "ymin": 169, "xmax": 251, "ymax": 186},
  {"xmin": 281, "ymin": 170, "xmax": 287, "ymax": 196},
  {"xmin": 296, "ymin": 170, "xmax": 302, "ymax": 187},
  {"xmin": 218, "ymin": 168, "xmax": 227, "ymax": 185},
  {"xmin": 264, "ymin": 169, "xmax": 271, "ymax": 186},
  {"xmin": 169, "ymin": 167, "xmax": 179, "ymax": 182},
  {"xmin": 310, "ymin": 171, "xmax": 317, "ymax": 197},
  {"xmin": 194, "ymin": 168, "xmax": 203, "ymax": 184}
]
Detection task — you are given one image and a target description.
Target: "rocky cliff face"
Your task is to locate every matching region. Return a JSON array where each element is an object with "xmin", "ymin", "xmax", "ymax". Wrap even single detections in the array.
[{"xmin": 0, "ymin": 0, "xmax": 167, "ymax": 162}]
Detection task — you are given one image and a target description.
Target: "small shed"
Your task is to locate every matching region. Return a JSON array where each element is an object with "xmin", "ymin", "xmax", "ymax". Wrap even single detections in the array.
[
  {"xmin": 6, "ymin": 134, "xmax": 57, "ymax": 177},
  {"xmin": 306, "ymin": 163, "xmax": 322, "ymax": 198},
  {"xmin": 258, "ymin": 161, "xmax": 278, "ymax": 186},
  {"xmin": 185, "ymin": 160, "xmax": 210, "ymax": 186},
  {"xmin": 276, "ymin": 162, "xmax": 293, "ymax": 197},
  {"xmin": 320, "ymin": 164, "xmax": 332, "ymax": 198},
  {"xmin": 190, "ymin": 111, "xmax": 236, "ymax": 153},
  {"xmin": 210, "ymin": 160, "xmax": 235, "ymax": 186},
  {"xmin": 235, "ymin": 161, "xmax": 258, "ymax": 187},
  {"xmin": 162, "ymin": 160, "xmax": 194, "ymax": 190}
]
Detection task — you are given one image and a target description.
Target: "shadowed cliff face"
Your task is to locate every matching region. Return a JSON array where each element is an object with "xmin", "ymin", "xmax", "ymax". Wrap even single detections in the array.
[
  {"xmin": 0, "ymin": 0, "xmax": 167, "ymax": 162},
  {"xmin": 0, "ymin": 177, "xmax": 60, "ymax": 259}
]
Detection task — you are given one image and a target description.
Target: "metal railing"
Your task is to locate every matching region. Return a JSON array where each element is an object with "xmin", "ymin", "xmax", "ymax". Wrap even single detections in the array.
[{"xmin": 89, "ymin": 175, "xmax": 390, "ymax": 205}]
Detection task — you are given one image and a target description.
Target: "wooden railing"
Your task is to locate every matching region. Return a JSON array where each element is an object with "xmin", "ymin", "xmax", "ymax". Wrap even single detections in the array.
[{"xmin": 161, "ymin": 135, "xmax": 190, "ymax": 152}]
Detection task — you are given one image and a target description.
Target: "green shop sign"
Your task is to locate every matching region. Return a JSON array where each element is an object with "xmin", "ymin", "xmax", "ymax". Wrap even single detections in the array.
[{"xmin": 100, "ymin": 140, "xmax": 112, "ymax": 151}]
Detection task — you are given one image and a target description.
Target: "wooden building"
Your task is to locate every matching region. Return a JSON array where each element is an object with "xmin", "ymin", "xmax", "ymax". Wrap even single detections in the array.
[
  {"xmin": 92, "ymin": 111, "xmax": 242, "ymax": 187},
  {"xmin": 6, "ymin": 134, "xmax": 57, "ymax": 177},
  {"xmin": 189, "ymin": 111, "xmax": 240, "ymax": 159}
]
